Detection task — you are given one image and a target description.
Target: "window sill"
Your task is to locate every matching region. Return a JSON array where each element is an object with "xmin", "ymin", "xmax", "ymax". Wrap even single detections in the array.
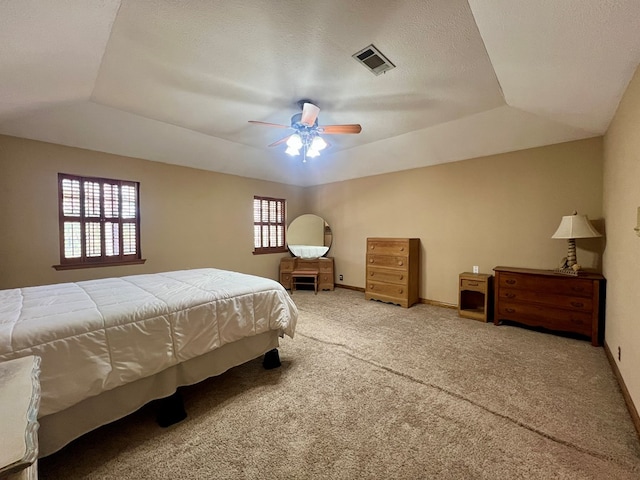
[
  {"xmin": 52, "ymin": 259, "xmax": 147, "ymax": 271},
  {"xmin": 253, "ymin": 248, "xmax": 288, "ymax": 255}
]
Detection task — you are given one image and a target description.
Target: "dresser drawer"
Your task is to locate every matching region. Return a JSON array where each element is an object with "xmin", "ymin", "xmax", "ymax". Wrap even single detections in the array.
[
  {"xmin": 318, "ymin": 259, "xmax": 333, "ymax": 272},
  {"xmin": 498, "ymin": 289, "xmax": 593, "ymax": 312},
  {"xmin": 367, "ymin": 267, "xmax": 408, "ymax": 285},
  {"xmin": 280, "ymin": 258, "xmax": 295, "ymax": 273},
  {"xmin": 367, "ymin": 239, "xmax": 411, "ymax": 256},
  {"xmin": 280, "ymin": 273, "xmax": 292, "ymax": 289},
  {"xmin": 497, "ymin": 301, "xmax": 592, "ymax": 336},
  {"xmin": 499, "ymin": 273, "xmax": 593, "ymax": 297},
  {"xmin": 367, "ymin": 254, "xmax": 408, "ymax": 269},
  {"xmin": 366, "ymin": 281, "xmax": 409, "ymax": 299}
]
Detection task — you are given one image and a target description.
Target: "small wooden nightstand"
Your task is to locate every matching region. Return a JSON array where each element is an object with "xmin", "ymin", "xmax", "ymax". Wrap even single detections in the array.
[{"xmin": 458, "ymin": 273, "xmax": 493, "ymax": 322}]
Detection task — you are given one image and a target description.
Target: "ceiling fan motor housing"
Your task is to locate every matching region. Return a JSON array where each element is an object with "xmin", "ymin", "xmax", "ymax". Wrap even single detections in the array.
[{"xmin": 291, "ymin": 112, "xmax": 318, "ymax": 129}]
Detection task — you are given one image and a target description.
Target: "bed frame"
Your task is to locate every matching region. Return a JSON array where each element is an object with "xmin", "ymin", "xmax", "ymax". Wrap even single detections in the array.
[
  {"xmin": 0, "ymin": 269, "xmax": 297, "ymax": 458},
  {"xmin": 38, "ymin": 331, "xmax": 280, "ymax": 457}
]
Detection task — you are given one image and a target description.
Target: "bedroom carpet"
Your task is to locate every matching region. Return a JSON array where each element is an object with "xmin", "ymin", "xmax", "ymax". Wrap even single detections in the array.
[{"xmin": 39, "ymin": 288, "xmax": 640, "ymax": 479}]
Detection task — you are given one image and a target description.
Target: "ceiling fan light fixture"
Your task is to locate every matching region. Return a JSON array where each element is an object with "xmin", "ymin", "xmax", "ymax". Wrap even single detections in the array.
[
  {"xmin": 286, "ymin": 134, "xmax": 303, "ymax": 150},
  {"xmin": 248, "ymin": 101, "xmax": 361, "ymax": 162},
  {"xmin": 285, "ymin": 146, "xmax": 300, "ymax": 156},
  {"xmin": 306, "ymin": 148, "xmax": 320, "ymax": 158},
  {"xmin": 311, "ymin": 135, "xmax": 327, "ymax": 151}
]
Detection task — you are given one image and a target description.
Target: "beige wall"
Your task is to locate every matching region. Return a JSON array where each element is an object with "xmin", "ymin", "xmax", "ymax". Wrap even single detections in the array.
[
  {"xmin": 3, "ymin": 86, "xmax": 635, "ymax": 418},
  {"xmin": 0, "ymin": 135, "xmax": 307, "ymax": 289},
  {"xmin": 603, "ymin": 64, "xmax": 640, "ymax": 410},
  {"xmin": 307, "ymin": 138, "xmax": 604, "ymax": 306}
]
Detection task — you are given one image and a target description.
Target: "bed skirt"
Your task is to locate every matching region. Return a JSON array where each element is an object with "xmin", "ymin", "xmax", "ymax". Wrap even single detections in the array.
[{"xmin": 38, "ymin": 330, "xmax": 280, "ymax": 457}]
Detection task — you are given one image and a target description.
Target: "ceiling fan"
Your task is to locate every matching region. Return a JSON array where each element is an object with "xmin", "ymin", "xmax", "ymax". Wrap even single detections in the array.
[{"xmin": 248, "ymin": 101, "xmax": 362, "ymax": 162}]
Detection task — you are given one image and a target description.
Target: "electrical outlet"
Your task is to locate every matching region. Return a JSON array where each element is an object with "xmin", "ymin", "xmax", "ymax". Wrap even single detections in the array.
[
  {"xmin": 473, "ymin": 266, "xmax": 479, "ymax": 274},
  {"xmin": 618, "ymin": 346, "xmax": 621, "ymax": 361},
  {"xmin": 339, "ymin": 274, "xmax": 343, "ymax": 281}
]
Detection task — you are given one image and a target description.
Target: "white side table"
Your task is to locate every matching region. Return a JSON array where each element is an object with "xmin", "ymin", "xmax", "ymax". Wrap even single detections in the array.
[{"xmin": 0, "ymin": 356, "xmax": 41, "ymax": 480}]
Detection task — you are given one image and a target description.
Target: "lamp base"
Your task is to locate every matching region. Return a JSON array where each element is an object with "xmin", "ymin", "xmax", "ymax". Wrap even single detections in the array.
[{"xmin": 554, "ymin": 268, "xmax": 579, "ymax": 276}]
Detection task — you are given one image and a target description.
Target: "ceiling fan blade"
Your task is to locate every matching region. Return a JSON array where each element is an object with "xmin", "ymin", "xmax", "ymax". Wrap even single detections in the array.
[
  {"xmin": 318, "ymin": 124, "xmax": 362, "ymax": 134},
  {"xmin": 268, "ymin": 135, "xmax": 291, "ymax": 147},
  {"xmin": 248, "ymin": 120, "xmax": 290, "ymax": 128},
  {"xmin": 300, "ymin": 103, "xmax": 320, "ymax": 127}
]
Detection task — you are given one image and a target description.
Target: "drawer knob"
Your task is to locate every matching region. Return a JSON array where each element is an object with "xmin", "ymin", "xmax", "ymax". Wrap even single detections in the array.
[
  {"xmin": 505, "ymin": 293, "xmax": 516, "ymax": 299},
  {"xmin": 571, "ymin": 302, "xmax": 584, "ymax": 308},
  {"xmin": 398, "ymin": 261, "xmax": 404, "ymax": 266},
  {"xmin": 398, "ymin": 289, "xmax": 404, "ymax": 294},
  {"xmin": 369, "ymin": 259, "xmax": 374, "ymax": 263},
  {"xmin": 399, "ymin": 275, "xmax": 404, "ymax": 280},
  {"xmin": 505, "ymin": 308, "xmax": 516, "ymax": 313},
  {"xmin": 572, "ymin": 287, "xmax": 585, "ymax": 292},
  {"xmin": 468, "ymin": 282, "xmax": 478, "ymax": 287},
  {"xmin": 506, "ymin": 279, "xmax": 516, "ymax": 285},
  {"xmin": 400, "ymin": 246, "xmax": 405, "ymax": 251},
  {"xmin": 370, "ymin": 272, "xmax": 375, "ymax": 277}
]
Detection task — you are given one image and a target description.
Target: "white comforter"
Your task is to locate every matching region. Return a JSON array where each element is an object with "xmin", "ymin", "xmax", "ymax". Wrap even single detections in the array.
[{"xmin": 0, "ymin": 268, "xmax": 297, "ymax": 416}]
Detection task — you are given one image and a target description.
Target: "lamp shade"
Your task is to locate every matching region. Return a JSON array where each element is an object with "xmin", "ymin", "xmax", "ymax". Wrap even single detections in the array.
[
  {"xmin": 552, "ymin": 213, "xmax": 601, "ymax": 239},
  {"xmin": 286, "ymin": 134, "xmax": 303, "ymax": 150}
]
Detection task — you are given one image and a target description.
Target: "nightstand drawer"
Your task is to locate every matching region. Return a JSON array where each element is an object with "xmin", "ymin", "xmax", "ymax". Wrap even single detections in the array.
[{"xmin": 460, "ymin": 278, "xmax": 486, "ymax": 293}]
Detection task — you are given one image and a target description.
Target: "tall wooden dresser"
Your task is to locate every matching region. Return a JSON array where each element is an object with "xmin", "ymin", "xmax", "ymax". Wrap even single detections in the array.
[
  {"xmin": 280, "ymin": 257, "xmax": 334, "ymax": 291},
  {"xmin": 493, "ymin": 266, "xmax": 605, "ymax": 346},
  {"xmin": 365, "ymin": 238, "xmax": 420, "ymax": 308}
]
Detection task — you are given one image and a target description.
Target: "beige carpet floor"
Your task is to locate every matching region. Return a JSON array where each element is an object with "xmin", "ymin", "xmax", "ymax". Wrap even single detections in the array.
[{"xmin": 39, "ymin": 288, "xmax": 640, "ymax": 479}]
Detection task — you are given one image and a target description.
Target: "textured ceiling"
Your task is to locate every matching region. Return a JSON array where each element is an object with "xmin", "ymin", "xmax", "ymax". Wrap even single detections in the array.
[{"xmin": 1, "ymin": 0, "xmax": 639, "ymax": 186}]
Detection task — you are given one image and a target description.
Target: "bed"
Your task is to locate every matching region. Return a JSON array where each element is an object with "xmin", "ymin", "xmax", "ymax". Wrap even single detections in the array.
[{"xmin": 0, "ymin": 268, "xmax": 298, "ymax": 457}]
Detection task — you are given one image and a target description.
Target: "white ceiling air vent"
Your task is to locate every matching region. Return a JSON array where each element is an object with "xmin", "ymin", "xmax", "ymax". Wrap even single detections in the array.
[{"xmin": 352, "ymin": 44, "xmax": 395, "ymax": 75}]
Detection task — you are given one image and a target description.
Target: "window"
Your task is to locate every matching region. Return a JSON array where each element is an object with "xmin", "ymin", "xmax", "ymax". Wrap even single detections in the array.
[
  {"xmin": 253, "ymin": 196, "xmax": 287, "ymax": 254},
  {"xmin": 54, "ymin": 173, "xmax": 145, "ymax": 270}
]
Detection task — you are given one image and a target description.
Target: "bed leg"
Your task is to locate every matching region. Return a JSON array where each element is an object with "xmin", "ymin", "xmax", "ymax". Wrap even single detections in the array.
[
  {"xmin": 263, "ymin": 348, "xmax": 281, "ymax": 369},
  {"xmin": 156, "ymin": 390, "xmax": 187, "ymax": 427}
]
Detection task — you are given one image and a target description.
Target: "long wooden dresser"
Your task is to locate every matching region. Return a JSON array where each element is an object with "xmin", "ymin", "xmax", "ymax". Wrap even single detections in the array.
[
  {"xmin": 493, "ymin": 266, "xmax": 605, "ymax": 346},
  {"xmin": 365, "ymin": 238, "xmax": 420, "ymax": 308},
  {"xmin": 280, "ymin": 257, "xmax": 334, "ymax": 291}
]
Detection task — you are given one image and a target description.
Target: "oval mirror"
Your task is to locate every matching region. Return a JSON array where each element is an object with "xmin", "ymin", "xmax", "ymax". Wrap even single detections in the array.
[{"xmin": 287, "ymin": 214, "xmax": 332, "ymax": 258}]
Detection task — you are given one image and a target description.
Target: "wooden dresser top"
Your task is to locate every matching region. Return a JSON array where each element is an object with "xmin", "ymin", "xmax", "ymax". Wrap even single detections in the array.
[{"xmin": 493, "ymin": 266, "xmax": 604, "ymax": 281}]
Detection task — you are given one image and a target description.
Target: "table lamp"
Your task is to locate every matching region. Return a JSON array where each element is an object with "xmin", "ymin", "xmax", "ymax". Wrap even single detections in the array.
[{"xmin": 552, "ymin": 211, "xmax": 601, "ymax": 275}]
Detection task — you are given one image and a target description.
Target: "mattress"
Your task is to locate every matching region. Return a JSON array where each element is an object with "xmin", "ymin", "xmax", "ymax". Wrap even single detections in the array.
[{"xmin": 0, "ymin": 268, "xmax": 298, "ymax": 417}]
